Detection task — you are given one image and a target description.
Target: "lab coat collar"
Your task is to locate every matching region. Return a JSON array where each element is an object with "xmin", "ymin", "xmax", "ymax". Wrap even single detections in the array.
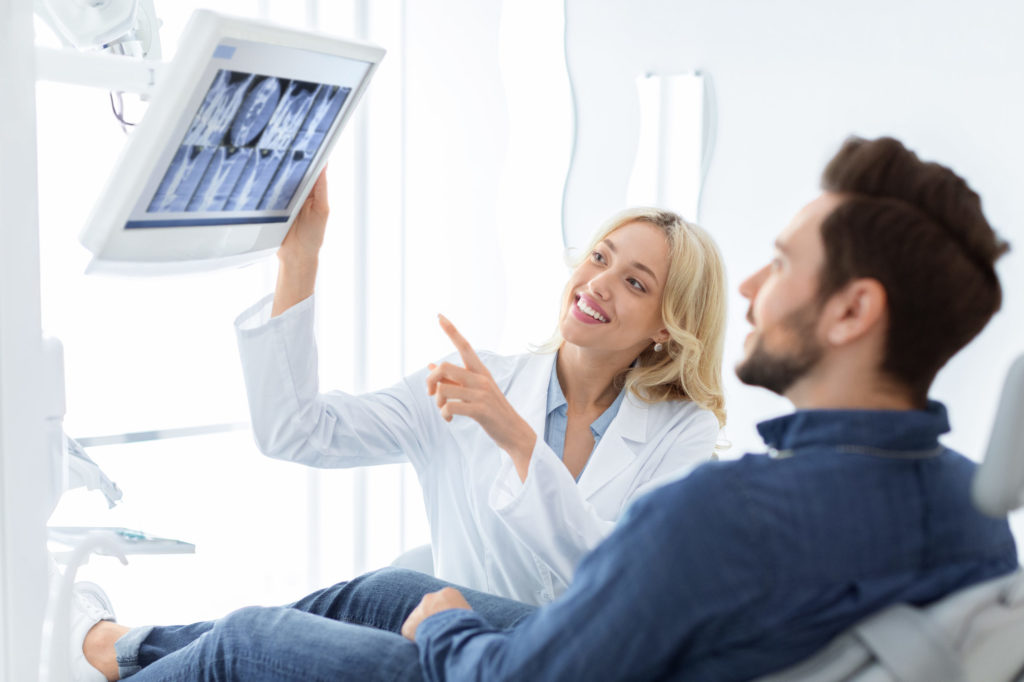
[
  {"xmin": 576, "ymin": 391, "xmax": 647, "ymax": 499},
  {"xmin": 505, "ymin": 351, "xmax": 558, "ymax": 444},
  {"xmin": 504, "ymin": 351, "xmax": 649, "ymax": 500}
]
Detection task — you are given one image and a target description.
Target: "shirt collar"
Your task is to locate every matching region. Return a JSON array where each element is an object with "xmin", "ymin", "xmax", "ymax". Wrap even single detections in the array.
[
  {"xmin": 756, "ymin": 400, "xmax": 951, "ymax": 454},
  {"xmin": 546, "ymin": 353, "xmax": 626, "ymax": 438},
  {"xmin": 590, "ymin": 389, "xmax": 626, "ymax": 440},
  {"xmin": 546, "ymin": 355, "xmax": 567, "ymax": 416}
]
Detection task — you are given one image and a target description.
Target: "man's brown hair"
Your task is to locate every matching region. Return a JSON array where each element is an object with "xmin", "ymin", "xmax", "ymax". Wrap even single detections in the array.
[{"xmin": 818, "ymin": 136, "xmax": 1009, "ymax": 404}]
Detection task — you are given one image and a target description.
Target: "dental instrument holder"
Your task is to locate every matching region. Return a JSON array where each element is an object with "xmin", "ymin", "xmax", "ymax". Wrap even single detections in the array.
[{"xmin": 48, "ymin": 526, "xmax": 196, "ymax": 558}]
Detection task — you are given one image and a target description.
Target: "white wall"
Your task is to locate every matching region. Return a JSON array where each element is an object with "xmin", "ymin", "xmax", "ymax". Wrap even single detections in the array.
[{"xmin": 400, "ymin": 0, "xmax": 571, "ymax": 366}]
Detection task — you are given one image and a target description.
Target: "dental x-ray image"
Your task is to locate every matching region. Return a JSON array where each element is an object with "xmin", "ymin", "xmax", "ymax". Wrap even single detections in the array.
[{"xmin": 147, "ymin": 69, "xmax": 350, "ymax": 216}]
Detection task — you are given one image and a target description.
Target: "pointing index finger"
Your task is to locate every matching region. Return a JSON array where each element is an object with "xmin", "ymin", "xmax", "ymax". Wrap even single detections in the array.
[{"xmin": 438, "ymin": 314, "xmax": 486, "ymax": 372}]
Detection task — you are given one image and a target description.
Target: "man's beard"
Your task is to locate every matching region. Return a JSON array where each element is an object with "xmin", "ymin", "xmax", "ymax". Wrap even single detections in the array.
[{"xmin": 736, "ymin": 300, "xmax": 824, "ymax": 396}]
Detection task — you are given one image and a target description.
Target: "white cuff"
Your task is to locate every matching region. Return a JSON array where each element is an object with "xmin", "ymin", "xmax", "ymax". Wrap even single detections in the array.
[
  {"xmin": 235, "ymin": 293, "xmax": 313, "ymax": 332},
  {"xmin": 487, "ymin": 437, "xmax": 555, "ymax": 513}
]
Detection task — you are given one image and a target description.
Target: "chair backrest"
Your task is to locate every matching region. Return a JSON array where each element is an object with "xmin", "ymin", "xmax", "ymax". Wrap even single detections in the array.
[
  {"xmin": 753, "ymin": 570, "xmax": 1024, "ymax": 682},
  {"xmin": 973, "ymin": 353, "xmax": 1024, "ymax": 517},
  {"xmin": 754, "ymin": 352, "xmax": 1024, "ymax": 682},
  {"xmin": 390, "ymin": 543, "xmax": 434, "ymax": 575}
]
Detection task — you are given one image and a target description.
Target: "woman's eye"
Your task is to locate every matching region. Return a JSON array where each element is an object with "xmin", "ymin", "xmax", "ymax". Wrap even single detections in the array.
[
  {"xmin": 628, "ymin": 278, "xmax": 646, "ymax": 293},
  {"xmin": 590, "ymin": 250, "xmax": 606, "ymax": 264}
]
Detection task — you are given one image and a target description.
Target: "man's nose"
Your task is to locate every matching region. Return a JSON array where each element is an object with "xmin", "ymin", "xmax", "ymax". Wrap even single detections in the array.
[{"xmin": 739, "ymin": 265, "xmax": 769, "ymax": 300}]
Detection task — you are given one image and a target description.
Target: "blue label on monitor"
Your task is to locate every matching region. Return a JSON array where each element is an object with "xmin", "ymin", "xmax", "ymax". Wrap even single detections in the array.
[{"xmin": 213, "ymin": 44, "xmax": 237, "ymax": 60}]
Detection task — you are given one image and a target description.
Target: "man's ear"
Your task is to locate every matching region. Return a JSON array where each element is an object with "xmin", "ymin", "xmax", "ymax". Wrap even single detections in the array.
[{"xmin": 821, "ymin": 278, "xmax": 887, "ymax": 346}]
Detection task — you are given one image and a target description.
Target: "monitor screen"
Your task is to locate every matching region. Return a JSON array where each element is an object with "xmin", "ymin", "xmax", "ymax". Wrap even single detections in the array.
[{"xmin": 80, "ymin": 11, "xmax": 384, "ymax": 274}]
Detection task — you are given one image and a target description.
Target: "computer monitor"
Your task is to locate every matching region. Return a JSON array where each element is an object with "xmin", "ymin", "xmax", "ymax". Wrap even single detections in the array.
[{"xmin": 79, "ymin": 10, "xmax": 385, "ymax": 274}]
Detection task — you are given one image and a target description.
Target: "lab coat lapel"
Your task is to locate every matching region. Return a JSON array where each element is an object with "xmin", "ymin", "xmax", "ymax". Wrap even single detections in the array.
[
  {"xmin": 576, "ymin": 392, "xmax": 647, "ymax": 499},
  {"xmin": 502, "ymin": 351, "xmax": 555, "ymax": 444}
]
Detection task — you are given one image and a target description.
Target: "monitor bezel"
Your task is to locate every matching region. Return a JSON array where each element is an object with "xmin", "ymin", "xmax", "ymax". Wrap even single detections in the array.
[{"xmin": 79, "ymin": 10, "xmax": 385, "ymax": 274}]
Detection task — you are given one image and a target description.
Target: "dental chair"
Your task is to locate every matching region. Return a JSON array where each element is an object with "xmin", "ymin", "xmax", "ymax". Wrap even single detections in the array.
[
  {"xmin": 390, "ymin": 542, "xmax": 434, "ymax": 574},
  {"xmin": 756, "ymin": 354, "xmax": 1024, "ymax": 682}
]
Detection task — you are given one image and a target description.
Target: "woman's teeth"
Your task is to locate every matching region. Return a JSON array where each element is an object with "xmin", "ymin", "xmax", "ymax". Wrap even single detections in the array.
[{"xmin": 576, "ymin": 297, "xmax": 608, "ymax": 322}]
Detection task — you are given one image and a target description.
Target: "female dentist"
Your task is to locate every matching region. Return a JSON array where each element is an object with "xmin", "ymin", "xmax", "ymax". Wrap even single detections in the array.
[{"xmin": 234, "ymin": 171, "xmax": 727, "ymax": 605}]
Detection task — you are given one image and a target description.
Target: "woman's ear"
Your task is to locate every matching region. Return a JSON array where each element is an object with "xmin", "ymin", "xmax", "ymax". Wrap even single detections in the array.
[
  {"xmin": 822, "ymin": 278, "xmax": 887, "ymax": 346},
  {"xmin": 652, "ymin": 328, "xmax": 670, "ymax": 344}
]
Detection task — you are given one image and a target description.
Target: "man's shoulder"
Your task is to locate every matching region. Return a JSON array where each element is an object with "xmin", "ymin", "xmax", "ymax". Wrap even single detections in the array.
[
  {"xmin": 625, "ymin": 442, "xmax": 985, "ymax": 531},
  {"xmin": 630, "ymin": 449, "xmax": 871, "ymax": 523},
  {"xmin": 632, "ymin": 454, "xmax": 773, "ymax": 517}
]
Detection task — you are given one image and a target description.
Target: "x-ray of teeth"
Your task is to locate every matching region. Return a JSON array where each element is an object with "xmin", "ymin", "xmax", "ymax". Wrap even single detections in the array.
[
  {"xmin": 147, "ymin": 69, "xmax": 350, "ymax": 217},
  {"xmin": 230, "ymin": 77, "xmax": 282, "ymax": 147},
  {"xmin": 225, "ymin": 149, "xmax": 287, "ymax": 211},
  {"xmin": 259, "ymin": 80, "xmax": 320, "ymax": 150},
  {"xmin": 185, "ymin": 71, "xmax": 254, "ymax": 146},
  {"xmin": 261, "ymin": 85, "xmax": 350, "ymax": 210},
  {"xmin": 149, "ymin": 145, "xmax": 217, "ymax": 213},
  {"xmin": 186, "ymin": 146, "xmax": 254, "ymax": 212}
]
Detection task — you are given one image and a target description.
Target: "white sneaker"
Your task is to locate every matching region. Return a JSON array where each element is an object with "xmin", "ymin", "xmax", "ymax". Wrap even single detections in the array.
[{"xmin": 70, "ymin": 582, "xmax": 115, "ymax": 682}]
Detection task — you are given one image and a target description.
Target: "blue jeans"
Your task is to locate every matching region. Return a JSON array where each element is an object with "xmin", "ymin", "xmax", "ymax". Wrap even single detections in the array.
[{"xmin": 119, "ymin": 567, "xmax": 536, "ymax": 681}]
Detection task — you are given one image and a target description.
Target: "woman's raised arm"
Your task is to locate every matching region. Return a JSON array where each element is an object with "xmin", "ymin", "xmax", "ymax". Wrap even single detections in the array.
[{"xmin": 272, "ymin": 169, "xmax": 330, "ymax": 317}]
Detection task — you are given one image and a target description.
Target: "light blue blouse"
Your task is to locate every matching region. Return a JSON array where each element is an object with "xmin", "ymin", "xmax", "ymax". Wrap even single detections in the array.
[{"xmin": 543, "ymin": 354, "xmax": 626, "ymax": 478}]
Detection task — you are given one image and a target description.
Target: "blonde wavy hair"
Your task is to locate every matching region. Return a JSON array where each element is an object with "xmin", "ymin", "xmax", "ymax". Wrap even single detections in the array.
[{"xmin": 541, "ymin": 208, "xmax": 727, "ymax": 427}]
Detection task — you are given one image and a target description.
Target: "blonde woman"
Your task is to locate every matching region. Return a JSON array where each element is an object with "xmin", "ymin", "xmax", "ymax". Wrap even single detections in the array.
[
  {"xmin": 235, "ymin": 171, "xmax": 727, "ymax": 604},
  {"xmin": 72, "ymin": 174, "xmax": 729, "ymax": 681}
]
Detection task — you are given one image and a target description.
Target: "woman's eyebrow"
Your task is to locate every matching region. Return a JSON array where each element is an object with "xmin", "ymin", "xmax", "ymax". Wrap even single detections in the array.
[
  {"xmin": 633, "ymin": 262, "xmax": 659, "ymax": 284},
  {"xmin": 601, "ymin": 238, "xmax": 659, "ymax": 284}
]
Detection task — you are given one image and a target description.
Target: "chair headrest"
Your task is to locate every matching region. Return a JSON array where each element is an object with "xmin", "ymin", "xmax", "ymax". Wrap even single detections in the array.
[{"xmin": 972, "ymin": 353, "xmax": 1024, "ymax": 518}]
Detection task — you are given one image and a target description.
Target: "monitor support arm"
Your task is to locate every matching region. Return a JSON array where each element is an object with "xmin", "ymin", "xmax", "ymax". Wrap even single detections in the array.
[
  {"xmin": 35, "ymin": 44, "xmax": 163, "ymax": 94},
  {"xmin": 34, "ymin": 0, "xmax": 164, "ymax": 96},
  {"xmin": 34, "ymin": 0, "xmax": 161, "ymax": 57}
]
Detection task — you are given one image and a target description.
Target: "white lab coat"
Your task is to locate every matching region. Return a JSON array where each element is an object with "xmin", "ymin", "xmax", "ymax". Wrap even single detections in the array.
[{"xmin": 236, "ymin": 294, "xmax": 719, "ymax": 605}]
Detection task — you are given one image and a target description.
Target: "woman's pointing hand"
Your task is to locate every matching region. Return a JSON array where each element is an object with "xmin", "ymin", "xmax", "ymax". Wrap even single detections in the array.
[{"xmin": 426, "ymin": 315, "xmax": 537, "ymax": 480}]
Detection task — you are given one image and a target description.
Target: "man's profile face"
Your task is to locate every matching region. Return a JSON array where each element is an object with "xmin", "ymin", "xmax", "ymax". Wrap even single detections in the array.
[{"xmin": 735, "ymin": 193, "xmax": 843, "ymax": 396}]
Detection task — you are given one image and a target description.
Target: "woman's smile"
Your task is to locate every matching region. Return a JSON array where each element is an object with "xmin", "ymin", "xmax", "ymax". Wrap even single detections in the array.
[{"xmin": 571, "ymin": 293, "xmax": 611, "ymax": 324}]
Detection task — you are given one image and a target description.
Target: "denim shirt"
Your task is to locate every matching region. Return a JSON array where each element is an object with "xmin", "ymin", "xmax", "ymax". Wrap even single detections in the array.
[{"xmin": 417, "ymin": 402, "xmax": 1018, "ymax": 681}]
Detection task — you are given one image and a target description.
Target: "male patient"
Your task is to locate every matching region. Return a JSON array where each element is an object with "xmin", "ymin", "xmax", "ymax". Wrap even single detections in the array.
[{"xmin": 76, "ymin": 135, "xmax": 1017, "ymax": 681}]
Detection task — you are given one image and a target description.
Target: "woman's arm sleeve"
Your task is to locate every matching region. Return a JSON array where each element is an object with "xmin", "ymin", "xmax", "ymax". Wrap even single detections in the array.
[{"xmin": 235, "ymin": 294, "xmax": 438, "ymax": 469}]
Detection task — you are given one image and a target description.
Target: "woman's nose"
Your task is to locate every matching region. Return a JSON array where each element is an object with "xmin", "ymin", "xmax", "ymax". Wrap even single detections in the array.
[{"xmin": 587, "ymin": 271, "xmax": 613, "ymax": 300}]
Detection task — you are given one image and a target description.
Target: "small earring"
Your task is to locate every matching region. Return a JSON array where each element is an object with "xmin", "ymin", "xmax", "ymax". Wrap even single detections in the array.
[{"xmin": 653, "ymin": 342, "xmax": 664, "ymax": 352}]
